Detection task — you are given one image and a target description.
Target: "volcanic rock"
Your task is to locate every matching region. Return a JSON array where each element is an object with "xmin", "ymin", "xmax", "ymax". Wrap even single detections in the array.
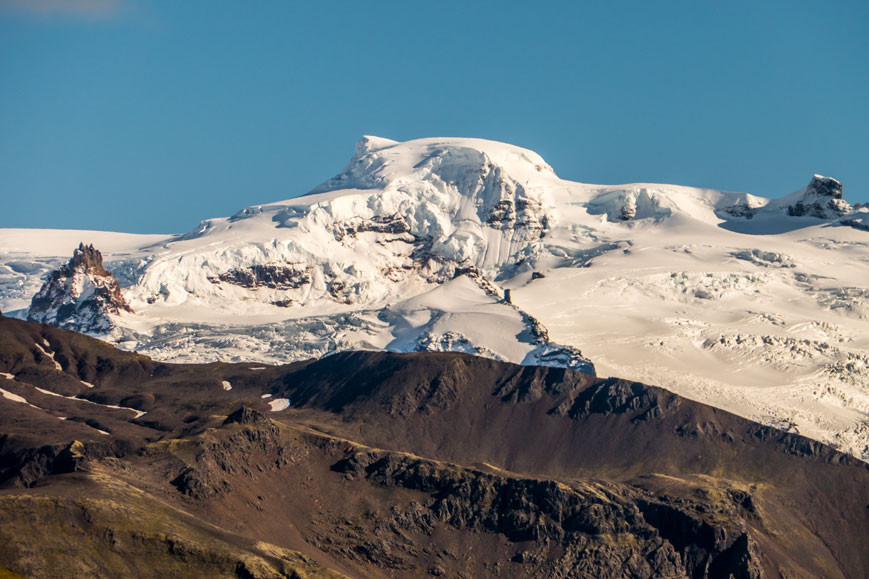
[
  {"xmin": 786, "ymin": 174, "xmax": 851, "ymax": 218},
  {"xmin": 27, "ymin": 243, "xmax": 132, "ymax": 334}
]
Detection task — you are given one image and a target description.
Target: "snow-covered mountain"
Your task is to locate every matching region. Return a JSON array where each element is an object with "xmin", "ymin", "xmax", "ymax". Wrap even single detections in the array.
[
  {"xmin": 27, "ymin": 243, "xmax": 132, "ymax": 334},
  {"xmin": 1, "ymin": 135, "xmax": 868, "ymax": 460}
]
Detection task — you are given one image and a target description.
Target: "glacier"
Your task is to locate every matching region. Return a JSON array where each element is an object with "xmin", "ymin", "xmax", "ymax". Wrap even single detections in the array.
[{"xmin": 1, "ymin": 135, "xmax": 868, "ymax": 460}]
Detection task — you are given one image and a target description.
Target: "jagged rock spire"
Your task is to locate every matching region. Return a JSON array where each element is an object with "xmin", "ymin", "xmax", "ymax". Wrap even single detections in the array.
[
  {"xmin": 67, "ymin": 243, "xmax": 110, "ymax": 276},
  {"xmin": 27, "ymin": 243, "xmax": 132, "ymax": 334}
]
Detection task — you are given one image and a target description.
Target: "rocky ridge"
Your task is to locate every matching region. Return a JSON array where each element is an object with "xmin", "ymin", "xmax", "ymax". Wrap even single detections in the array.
[{"xmin": 0, "ymin": 318, "xmax": 868, "ymax": 577}]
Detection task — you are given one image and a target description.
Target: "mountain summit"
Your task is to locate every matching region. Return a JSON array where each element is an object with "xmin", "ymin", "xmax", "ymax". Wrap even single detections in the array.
[
  {"xmin": 785, "ymin": 174, "xmax": 850, "ymax": 218},
  {"xmin": 27, "ymin": 243, "xmax": 132, "ymax": 334}
]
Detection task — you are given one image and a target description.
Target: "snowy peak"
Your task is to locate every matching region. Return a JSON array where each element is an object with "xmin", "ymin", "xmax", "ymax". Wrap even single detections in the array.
[
  {"xmin": 307, "ymin": 136, "xmax": 558, "ymax": 260},
  {"xmin": 353, "ymin": 134, "xmax": 399, "ymax": 156},
  {"xmin": 309, "ymin": 136, "xmax": 557, "ymax": 210},
  {"xmin": 806, "ymin": 173, "xmax": 843, "ymax": 199},
  {"xmin": 132, "ymin": 137, "xmax": 563, "ymax": 316},
  {"xmin": 713, "ymin": 173, "xmax": 858, "ymax": 229},
  {"xmin": 784, "ymin": 174, "xmax": 851, "ymax": 219},
  {"xmin": 313, "ymin": 135, "xmax": 555, "ymax": 190},
  {"xmin": 126, "ymin": 137, "xmax": 867, "ymax": 323},
  {"xmin": 27, "ymin": 243, "xmax": 132, "ymax": 334},
  {"xmin": 588, "ymin": 173, "xmax": 857, "ymax": 228}
]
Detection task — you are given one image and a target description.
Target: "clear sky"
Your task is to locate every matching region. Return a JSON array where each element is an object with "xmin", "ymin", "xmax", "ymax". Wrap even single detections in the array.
[{"xmin": 1, "ymin": 0, "xmax": 867, "ymax": 234}]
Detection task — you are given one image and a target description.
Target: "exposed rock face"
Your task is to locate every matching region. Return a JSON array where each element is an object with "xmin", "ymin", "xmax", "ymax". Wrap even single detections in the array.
[
  {"xmin": 840, "ymin": 215, "xmax": 869, "ymax": 232},
  {"xmin": 330, "ymin": 213, "xmax": 412, "ymax": 241},
  {"xmin": 27, "ymin": 243, "xmax": 132, "ymax": 334},
  {"xmin": 620, "ymin": 194, "xmax": 638, "ymax": 220},
  {"xmin": 720, "ymin": 204, "xmax": 755, "ymax": 219},
  {"xmin": 210, "ymin": 264, "xmax": 312, "ymax": 290},
  {"xmin": 330, "ymin": 449, "xmax": 763, "ymax": 578},
  {"xmin": 787, "ymin": 174, "xmax": 851, "ymax": 218},
  {"xmin": 716, "ymin": 194, "xmax": 767, "ymax": 220},
  {"xmin": 484, "ymin": 179, "xmax": 550, "ymax": 239},
  {"xmin": 806, "ymin": 174, "xmax": 843, "ymax": 198},
  {"xmin": 1, "ymin": 320, "xmax": 868, "ymax": 577}
]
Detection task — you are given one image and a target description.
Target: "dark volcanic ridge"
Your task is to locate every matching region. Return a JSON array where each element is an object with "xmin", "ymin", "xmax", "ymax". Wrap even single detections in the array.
[{"xmin": 0, "ymin": 317, "xmax": 867, "ymax": 578}]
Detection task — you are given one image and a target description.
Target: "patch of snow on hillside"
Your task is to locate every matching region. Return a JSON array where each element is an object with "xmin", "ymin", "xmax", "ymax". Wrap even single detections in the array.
[{"xmin": 268, "ymin": 398, "xmax": 290, "ymax": 412}]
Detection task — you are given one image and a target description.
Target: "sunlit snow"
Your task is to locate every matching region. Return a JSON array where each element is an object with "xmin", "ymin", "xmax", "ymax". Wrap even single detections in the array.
[
  {"xmin": 1, "ymin": 136, "xmax": 867, "ymax": 460},
  {"xmin": 268, "ymin": 398, "xmax": 290, "ymax": 412}
]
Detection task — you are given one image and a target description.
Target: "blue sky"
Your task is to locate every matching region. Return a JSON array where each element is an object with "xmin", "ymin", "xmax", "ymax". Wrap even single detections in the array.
[{"xmin": 1, "ymin": 0, "xmax": 867, "ymax": 233}]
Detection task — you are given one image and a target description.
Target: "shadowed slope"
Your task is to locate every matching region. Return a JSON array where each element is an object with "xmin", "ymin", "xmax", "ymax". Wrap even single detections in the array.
[{"xmin": 0, "ymin": 318, "xmax": 867, "ymax": 577}]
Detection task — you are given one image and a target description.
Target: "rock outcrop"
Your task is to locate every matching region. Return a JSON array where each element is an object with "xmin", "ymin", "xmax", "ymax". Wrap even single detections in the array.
[
  {"xmin": 330, "ymin": 448, "xmax": 763, "ymax": 578},
  {"xmin": 27, "ymin": 243, "xmax": 132, "ymax": 334},
  {"xmin": 786, "ymin": 174, "xmax": 851, "ymax": 218},
  {"xmin": 1, "ymin": 319, "xmax": 868, "ymax": 577}
]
